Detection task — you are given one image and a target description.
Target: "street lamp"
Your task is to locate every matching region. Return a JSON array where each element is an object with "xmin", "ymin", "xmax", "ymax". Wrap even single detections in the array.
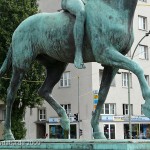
[
  {"xmin": 128, "ymin": 30, "xmax": 150, "ymax": 139},
  {"xmin": 132, "ymin": 30, "xmax": 150, "ymax": 59},
  {"xmin": 78, "ymin": 76, "xmax": 81, "ymax": 139}
]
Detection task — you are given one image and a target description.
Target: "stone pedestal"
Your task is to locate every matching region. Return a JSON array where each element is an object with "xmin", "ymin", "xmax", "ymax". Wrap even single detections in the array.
[{"xmin": 0, "ymin": 139, "xmax": 150, "ymax": 150}]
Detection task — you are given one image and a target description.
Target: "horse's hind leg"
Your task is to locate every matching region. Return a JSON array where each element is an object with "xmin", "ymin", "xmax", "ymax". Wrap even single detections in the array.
[
  {"xmin": 4, "ymin": 67, "xmax": 25, "ymax": 140},
  {"xmin": 91, "ymin": 66, "xmax": 118, "ymax": 139},
  {"xmin": 38, "ymin": 62, "xmax": 70, "ymax": 131}
]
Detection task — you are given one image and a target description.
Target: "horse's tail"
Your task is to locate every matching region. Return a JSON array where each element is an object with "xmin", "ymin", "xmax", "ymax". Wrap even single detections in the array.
[{"xmin": 0, "ymin": 44, "xmax": 12, "ymax": 77}]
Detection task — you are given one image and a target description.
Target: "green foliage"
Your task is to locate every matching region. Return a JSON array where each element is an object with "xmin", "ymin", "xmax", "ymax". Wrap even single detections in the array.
[
  {"xmin": 11, "ymin": 108, "xmax": 26, "ymax": 140},
  {"xmin": 0, "ymin": 0, "xmax": 46, "ymax": 140},
  {"xmin": 0, "ymin": 0, "xmax": 38, "ymax": 63}
]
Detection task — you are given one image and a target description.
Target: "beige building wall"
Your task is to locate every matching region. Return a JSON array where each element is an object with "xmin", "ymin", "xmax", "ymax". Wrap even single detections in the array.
[
  {"xmin": 38, "ymin": 0, "xmax": 61, "ymax": 12},
  {"xmin": 25, "ymin": 107, "xmax": 38, "ymax": 139}
]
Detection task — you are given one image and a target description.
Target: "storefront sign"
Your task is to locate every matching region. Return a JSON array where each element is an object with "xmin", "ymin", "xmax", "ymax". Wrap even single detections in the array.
[
  {"xmin": 49, "ymin": 117, "xmax": 75, "ymax": 123},
  {"xmin": 49, "ymin": 118, "xmax": 60, "ymax": 123},
  {"xmin": 100, "ymin": 115, "xmax": 150, "ymax": 122},
  {"xmin": 93, "ymin": 90, "xmax": 99, "ymax": 94},
  {"xmin": 93, "ymin": 91, "xmax": 98, "ymax": 110},
  {"xmin": 100, "ymin": 115, "xmax": 113, "ymax": 121},
  {"xmin": 131, "ymin": 116, "xmax": 150, "ymax": 122},
  {"xmin": 113, "ymin": 116, "xmax": 125, "ymax": 121},
  {"xmin": 94, "ymin": 99, "xmax": 98, "ymax": 104},
  {"xmin": 113, "ymin": 116, "xmax": 150, "ymax": 122}
]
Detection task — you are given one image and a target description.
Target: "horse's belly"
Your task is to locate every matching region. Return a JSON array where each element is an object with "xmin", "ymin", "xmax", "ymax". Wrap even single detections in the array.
[{"xmin": 108, "ymin": 27, "xmax": 133, "ymax": 51}]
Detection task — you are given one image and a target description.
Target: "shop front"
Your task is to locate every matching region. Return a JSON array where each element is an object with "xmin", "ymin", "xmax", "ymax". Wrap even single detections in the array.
[
  {"xmin": 47, "ymin": 117, "xmax": 78, "ymax": 139},
  {"xmin": 49, "ymin": 124, "xmax": 77, "ymax": 139},
  {"xmin": 124, "ymin": 123, "xmax": 150, "ymax": 139},
  {"xmin": 100, "ymin": 115, "xmax": 150, "ymax": 139}
]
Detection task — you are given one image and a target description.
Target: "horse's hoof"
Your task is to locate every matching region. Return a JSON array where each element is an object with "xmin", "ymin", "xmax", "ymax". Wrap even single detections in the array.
[
  {"xmin": 93, "ymin": 132, "xmax": 106, "ymax": 139},
  {"xmin": 142, "ymin": 102, "xmax": 150, "ymax": 118},
  {"xmin": 60, "ymin": 118, "xmax": 70, "ymax": 131},
  {"xmin": 4, "ymin": 132, "xmax": 15, "ymax": 140},
  {"xmin": 74, "ymin": 62, "xmax": 86, "ymax": 69}
]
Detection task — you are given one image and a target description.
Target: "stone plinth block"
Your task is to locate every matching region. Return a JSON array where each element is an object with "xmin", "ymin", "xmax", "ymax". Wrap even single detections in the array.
[{"xmin": 0, "ymin": 139, "xmax": 150, "ymax": 150}]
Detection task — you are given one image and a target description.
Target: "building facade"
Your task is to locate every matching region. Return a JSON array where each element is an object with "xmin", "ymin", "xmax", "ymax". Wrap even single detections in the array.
[{"xmin": 0, "ymin": 0, "xmax": 150, "ymax": 140}]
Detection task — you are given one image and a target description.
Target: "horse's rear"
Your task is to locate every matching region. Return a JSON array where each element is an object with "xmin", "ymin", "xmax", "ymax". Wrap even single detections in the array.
[
  {"xmin": 3, "ymin": 10, "xmax": 95, "ymax": 140},
  {"xmin": 4, "ymin": 12, "xmax": 78, "ymax": 140},
  {"xmin": 12, "ymin": 12, "xmax": 75, "ymax": 68}
]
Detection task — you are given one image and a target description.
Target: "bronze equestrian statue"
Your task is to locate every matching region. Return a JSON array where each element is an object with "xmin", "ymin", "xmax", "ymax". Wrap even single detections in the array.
[{"xmin": 1, "ymin": 0, "xmax": 150, "ymax": 140}]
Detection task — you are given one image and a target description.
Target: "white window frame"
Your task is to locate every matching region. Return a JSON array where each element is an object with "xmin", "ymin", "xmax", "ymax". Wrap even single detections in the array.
[
  {"xmin": 59, "ymin": 71, "xmax": 71, "ymax": 87},
  {"xmin": 99, "ymin": 69, "xmax": 116, "ymax": 86},
  {"xmin": 61, "ymin": 104, "xmax": 71, "ymax": 115},
  {"xmin": 139, "ymin": 45, "xmax": 148, "ymax": 60},
  {"xmin": 139, "ymin": 0, "xmax": 147, "ymax": 2},
  {"xmin": 38, "ymin": 108, "xmax": 46, "ymax": 121},
  {"xmin": 101, "ymin": 103, "xmax": 116, "ymax": 115},
  {"xmin": 138, "ymin": 16, "xmax": 147, "ymax": 30},
  {"xmin": 123, "ymin": 104, "xmax": 133, "ymax": 115},
  {"xmin": 122, "ymin": 72, "xmax": 132, "ymax": 88},
  {"xmin": 103, "ymin": 123, "xmax": 116, "ymax": 139}
]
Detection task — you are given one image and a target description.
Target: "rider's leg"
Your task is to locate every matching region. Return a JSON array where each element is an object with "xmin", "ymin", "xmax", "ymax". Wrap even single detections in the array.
[{"xmin": 61, "ymin": 0, "xmax": 86, "ymax": 69}]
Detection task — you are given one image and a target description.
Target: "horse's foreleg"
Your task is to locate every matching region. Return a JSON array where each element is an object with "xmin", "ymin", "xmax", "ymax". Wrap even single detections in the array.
[
  {"xmin": 91, "ymin": 66, "xmax": 118, "ymax": 139},
  {"xmin": 4, "ymin": 68, "xmax": 25, "ymax": 140},
  {"xmin": 38, "ymin": 62, "xmax": 70, "ymax": 131},
  {"xmin": 95, "ymin": 48, "xmax": 150, "ymax": 118}
]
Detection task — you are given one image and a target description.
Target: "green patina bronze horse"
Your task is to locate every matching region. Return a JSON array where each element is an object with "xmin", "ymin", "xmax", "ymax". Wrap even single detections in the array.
[{"xmin": 1, "ymin": 0, "xmax": 150, "ymax": 140}]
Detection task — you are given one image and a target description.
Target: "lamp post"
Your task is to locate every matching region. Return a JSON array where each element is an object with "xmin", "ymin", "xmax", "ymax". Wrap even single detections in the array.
[
  {"xmin": 128, "ymin": 30, "xmax": 150, "ymax": 139},
  {"xmin": 78, "ymin": 76, "xmax": 80, "ymax": 139}
]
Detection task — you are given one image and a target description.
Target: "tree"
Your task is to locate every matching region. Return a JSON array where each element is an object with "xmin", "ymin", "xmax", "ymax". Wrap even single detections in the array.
[{"xmin": 0, "ymin": 0, "xmax": 45, "ymax": 139}]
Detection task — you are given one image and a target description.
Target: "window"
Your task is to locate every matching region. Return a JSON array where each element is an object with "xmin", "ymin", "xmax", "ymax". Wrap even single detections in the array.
[
  {"xmin": 22, "ymin": 112, "xmax": 25, "ymax": 122},
  {"xmin": 30, "ymin": 107, "xmax": 33, "ymax": 116},
  {"xmin": 59, "ymin": 72, "xmax": 71, "ymax": 87},
  {"xmin": 145, "ymin": 75, "xmax": 149, "ymax": 85},
  {"xmin": 38, "ymin": 108, "xmax": 46, "ymax": 121},
  {"xmin": 139, "ymin": 0, "xmax": 147, "ymax": 2},
  {"xmin": 101, "ymin": 103, "xmax": 115, "ymax": 115},
  {"xmin": 126, "ymin": 50, "xmax": 131, "ymax": 57},
  {"xmin": 124, "ymin": 124, "xmax": 150, "ymax": 139},
  {"xmin": 2, "ymin": 109, "xmax": 5, "ymax": 121},
  {"xmin": 123, "ymin": 104, "xmax": 133, "ymax": 115},
  {"xmin": 139, "ymin": 45, "xmax": 148, "ymax": 60},
  {"xmin": 99, "ymin": 70, "xmax": 103, "ymax": 85},
  {"xmin": 138, "ymin": 16, "xmax": 147, "ymax": 30},
  {"xmin": 104, "ymin": 124, "xmax": 115, "ymax": 139},
  {"xmin": 49, "ymin": 124, "xmax": 77, "ymax": 139},
  {"xmin": 61, "ymin": 104, "xmax": 71, "ymax": 115},
  {"xmin": 122, "ymin": 72, "xmax": 132, "ymax": 88},
  {"xmin": 99, "ymin": 69, "xmax": 116, "ymax": 86},
  {"xmin": 141, "ymin": 104, "xmax": 144, "ymax": 115}
]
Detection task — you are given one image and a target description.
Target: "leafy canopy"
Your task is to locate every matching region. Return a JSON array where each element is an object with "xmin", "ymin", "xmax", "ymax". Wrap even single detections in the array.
[{"xmin": 0, "ymin": 0, "xmax": 46, "ymax": 139}]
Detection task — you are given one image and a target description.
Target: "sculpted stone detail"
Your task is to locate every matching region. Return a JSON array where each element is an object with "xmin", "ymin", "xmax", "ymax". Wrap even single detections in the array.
[{"xmin": 1, "ymin": 0, "xmax": 150, "ymax": 140}]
